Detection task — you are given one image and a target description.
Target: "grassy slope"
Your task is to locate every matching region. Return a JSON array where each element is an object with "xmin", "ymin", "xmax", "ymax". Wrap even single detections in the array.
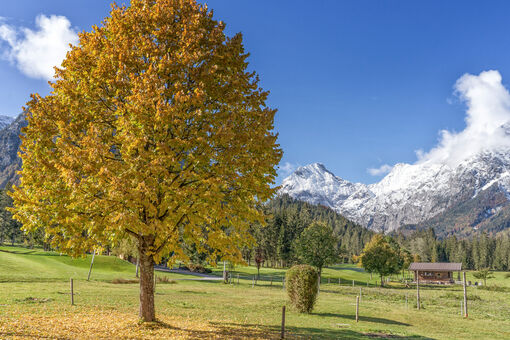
[{"xmin": 1, "ymin": 245, "xmax": 509, "ymax": 339}]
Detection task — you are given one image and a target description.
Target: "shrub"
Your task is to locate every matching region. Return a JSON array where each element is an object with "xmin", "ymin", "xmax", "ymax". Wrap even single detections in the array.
[
  {"xmin": 187, "ymin": 263, "xmax": 212, "ymax": 273},
  {"xmin": 286, "ymin": 264, "xmax": 319, "ymax": 313}
]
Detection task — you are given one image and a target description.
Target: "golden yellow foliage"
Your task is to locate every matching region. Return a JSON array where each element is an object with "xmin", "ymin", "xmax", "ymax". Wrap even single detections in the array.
[{"xmin": 9, "ymin": 0, "xmax": 281, "ymax": 321}]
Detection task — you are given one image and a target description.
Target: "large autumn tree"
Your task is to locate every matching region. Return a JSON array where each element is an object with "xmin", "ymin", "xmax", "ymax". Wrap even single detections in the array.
[{"xmin": 10, "ymin": 0, "xmax": 281, "ymax": 322}]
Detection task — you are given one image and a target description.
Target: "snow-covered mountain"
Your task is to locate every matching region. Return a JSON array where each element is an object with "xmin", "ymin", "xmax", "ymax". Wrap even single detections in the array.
[
  {"xmin": 0, "ymin": 115, "xmax": 14, "ymax": 130},
  {"xmin": 0, "ymin": 113, "xmax": 27, "ymax": 188},
  {"xmin": 279, "ymin": 150, "xmax": 510, "ymax": 235}
]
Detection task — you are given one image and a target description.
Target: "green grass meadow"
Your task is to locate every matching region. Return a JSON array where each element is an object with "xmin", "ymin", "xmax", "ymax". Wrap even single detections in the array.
[{"xmin": 1, "ymin": 245, "xmax": 509, "ymax": 339}]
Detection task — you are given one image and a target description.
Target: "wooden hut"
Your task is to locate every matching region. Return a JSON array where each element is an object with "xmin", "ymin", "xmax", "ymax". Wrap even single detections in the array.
[{"xmin": 408, "ymin": 262, "xmax": 462, "ymax": 284}]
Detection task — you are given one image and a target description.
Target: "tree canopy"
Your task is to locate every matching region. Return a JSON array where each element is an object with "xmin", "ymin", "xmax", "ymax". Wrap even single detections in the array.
[
  {"xmin": 472, "ymin": 268, "xmax": 495, "ymax": 286},
  {"xmin": 293, "ymin": 222, "xmax": 338, "ymax": 277},
  {"xmin": 10, "ymin": 0, "xmax": 281, "ymax": 322},
  {"xmin": 357, "ymin": 234, "xmax": 401, "ymax": 287}
]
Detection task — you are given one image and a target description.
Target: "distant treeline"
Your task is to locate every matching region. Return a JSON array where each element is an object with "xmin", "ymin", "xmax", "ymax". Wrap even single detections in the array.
[
  {"xmin": 0, "ymin": 188, "xmax": 45, "ymax": 248},
  {"xmin": 394, "ymin": 228, "xmax": 510, "ymax": 271}
]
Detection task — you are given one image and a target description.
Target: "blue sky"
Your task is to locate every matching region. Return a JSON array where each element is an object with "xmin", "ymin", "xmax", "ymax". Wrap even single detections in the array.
[{"xmin": 1, "ymin": 1, "xmax": 510, "ymax": 184}]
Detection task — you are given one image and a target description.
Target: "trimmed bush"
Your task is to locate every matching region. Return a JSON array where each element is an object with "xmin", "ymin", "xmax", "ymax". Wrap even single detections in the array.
[{"xmin": 286, "ymin": 264, "xmax": 319, "ymax": 313}]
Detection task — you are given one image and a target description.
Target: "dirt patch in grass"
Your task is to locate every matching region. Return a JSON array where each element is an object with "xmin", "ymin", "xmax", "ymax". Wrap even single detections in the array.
[
  {"xmin": 14, "ymin": 297, "xmax": 52, "ymax": 304},
  {"xmin": 112, "ymin": 278, "xmax": 139, "ymax": 284}
]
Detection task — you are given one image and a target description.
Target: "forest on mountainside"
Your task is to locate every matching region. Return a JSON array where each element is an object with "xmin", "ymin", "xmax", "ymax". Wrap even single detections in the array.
[{"xmin": 242, "ymin": 194, "xmax": 374, "ymax": 267}]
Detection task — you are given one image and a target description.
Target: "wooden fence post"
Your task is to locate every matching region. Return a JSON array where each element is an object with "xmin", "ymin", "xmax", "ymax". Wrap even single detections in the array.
[
  {"xmin": 460, "ymin": 300, "xmax": 463, "ymax": 316},
  {"xmin": 87, "ymin": 250, "xmax": 96, "ymax": 281},
  {"xmin": 355, "ymin": 296, "xmax": 359, "ymax": 322},
  {"xmin": 252, "ymin": 276, "xmax": 255, "ymax": 288},
  {"xmin": 416, "ymin": 271, "xmax": 420, "ymax": 310},
  {"xmin": 70, "ymin": 278, "xmax": 74, "ymax": 305},
  {"xmin": 352, "ymin": 279, "xmax": 354, "ymax": 287},
  {"xmin": 237, "ymin": 273, "xmax": 240, "ymax": 285},
  {"xmin": 339, "ymin": 277, "xmax": 341, "ymax": 285},
  {"xmin": 135, "ymin": 257, "xmax": 140, "ymax": 278},
  {"xmin": 280, "ymin": 305, "xmax": 286, "ymax": 339},
  {"xmin": 359, "ymin": 287, "xmax": 362, "ymax": 303},
  {"xmin": 463, "ymin": 272, "xmax": 468, "ymax": 318}
]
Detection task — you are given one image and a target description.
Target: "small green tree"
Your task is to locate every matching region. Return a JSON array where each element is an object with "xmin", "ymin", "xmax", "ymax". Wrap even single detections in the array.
[
  {"xmin": 293, "ymin": 222, "xmax": 338, "ymax": 282},
  {"xmin": 472, "ymin": 268, "xmax": 495, "ymax": 286},
  {"xmin": 357, "ymin": 234, "xmax": 400, "ymax": 287},
  {"xmin": 286, "ymin": 264, "xmax": 319, "ymax": 313},
  {"xmin": 0, "ymin": 188, "xmax": 22, "ymax": 246}
]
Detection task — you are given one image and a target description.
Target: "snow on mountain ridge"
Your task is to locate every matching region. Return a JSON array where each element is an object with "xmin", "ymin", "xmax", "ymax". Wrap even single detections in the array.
[
  {"xmin": 0, "ymin": 115, "xmax": 14, "ymax": 130},
  {"xmin": 279, "ymin": 149, "xmax": 510, "ymax": 232}
]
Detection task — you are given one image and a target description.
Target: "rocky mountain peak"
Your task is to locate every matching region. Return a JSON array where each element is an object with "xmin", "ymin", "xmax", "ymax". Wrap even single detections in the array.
[{"xmin": 279, "ymin": 150, "xmax": 510, "ymax": 236}]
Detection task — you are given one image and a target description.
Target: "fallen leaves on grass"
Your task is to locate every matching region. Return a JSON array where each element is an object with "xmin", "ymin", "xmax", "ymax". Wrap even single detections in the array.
[{"xmin": 0, "ymin": 307, "xmax": 278, "ymax": 339}]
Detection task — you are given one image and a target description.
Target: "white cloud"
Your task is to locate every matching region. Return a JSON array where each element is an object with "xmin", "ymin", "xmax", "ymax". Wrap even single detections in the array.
[
  {"xmin": 417, "ymin": 70, "xmax": 510, "ymax": 166},
  {"xmin": 367, "ymin": 164, "xmax": 393, "ymax": 176},
  {"xmin": 368, "ymin": 70, "xmax": 510, "ymax": 176},
  {"xmin": 0, "ymin": 15, "xmax": 78, "ymax": 80},
  {"xmin": 279, "ymin": 162, "xmax": 298, "ymax": 177}
]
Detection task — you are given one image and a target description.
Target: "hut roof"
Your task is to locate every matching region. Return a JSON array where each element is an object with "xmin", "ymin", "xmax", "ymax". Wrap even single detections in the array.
[{"xmin": 408, "ymin": 262, "xmax": 462, "ymax": 272}]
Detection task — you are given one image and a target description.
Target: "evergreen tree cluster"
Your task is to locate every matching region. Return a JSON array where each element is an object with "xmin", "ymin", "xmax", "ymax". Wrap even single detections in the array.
[
  {"xmin": 396, "ymin": 228, "xmax": 510, "ymax": 271},
  {"xmin": 243, "ymin": 194, "xmax": 374, "ymax": 267},
  {"xmin": 0, "ymin": 188, "xmax": 22, "ymax": 245}
]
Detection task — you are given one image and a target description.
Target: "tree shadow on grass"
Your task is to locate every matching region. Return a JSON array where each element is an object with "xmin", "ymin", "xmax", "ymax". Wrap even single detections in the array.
[
  {"xmin": 0, "ymin": 248, "xmax": 60, "ymax": 256},
  {"xmin": 327, "ymin": 266, "xmax": 366, "ymax": 273},
  {"xmin": 207, "ymin": 322, "xmax": 434, "ymax": 340},
  {"xmin": 0, "ymin": 320, "xmax": 436, "ymax": 340},
  {"xmin": 313, "ymin": 313, "xmax": 410, "ymax": 326}
]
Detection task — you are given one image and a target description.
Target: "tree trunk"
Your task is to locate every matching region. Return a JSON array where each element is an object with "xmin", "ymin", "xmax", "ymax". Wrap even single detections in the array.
[
  {"xmin": 135, "ymin": 257, "xmax": 140, "ymax": 278},
  {"xmin": 380, "ymin": 274, "xmax": 384, "ymax": 287},
  {"xmin": 318, "ymin": 267, "xmax": 322, "ymax": 293},
  {"xmin": 139, "ymin": 248, "xmax": 155, "ymax": 322}
]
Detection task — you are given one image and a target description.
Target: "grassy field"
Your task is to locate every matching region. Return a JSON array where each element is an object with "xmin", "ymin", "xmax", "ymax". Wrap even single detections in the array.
[{"xmin": 1, "ymin": 245, "xmax": 509, "ymax": 339}]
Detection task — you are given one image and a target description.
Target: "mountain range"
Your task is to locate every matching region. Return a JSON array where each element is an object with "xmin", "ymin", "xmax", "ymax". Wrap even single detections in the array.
[
  {"xmin": 0, "ymin": 113, "xmax": 26, "ymax": 188},
  {"xmin": 279, "ymin": 151, "xmax": 510, "ymax": 238}
]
